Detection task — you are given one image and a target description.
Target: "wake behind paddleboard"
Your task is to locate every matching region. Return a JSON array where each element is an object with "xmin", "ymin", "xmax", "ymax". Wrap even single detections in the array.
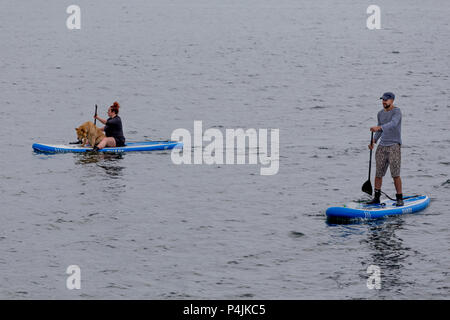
[
  {"xmin": 32, "ymin": 141, "xmax": 182, "ymax": 153},
  {"xmin": 326, "ymin": 195, "xmax": 430, "ymax": 220}
]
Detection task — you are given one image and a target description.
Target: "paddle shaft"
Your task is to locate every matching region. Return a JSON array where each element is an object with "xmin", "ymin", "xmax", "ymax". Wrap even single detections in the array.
[
  {"xmin": 368, "ymin": 131, "xmax": 374, "ymax": 180},
  {"xmin": 94, "ymin": 104, "xmax": 98, "ymax": 126}
]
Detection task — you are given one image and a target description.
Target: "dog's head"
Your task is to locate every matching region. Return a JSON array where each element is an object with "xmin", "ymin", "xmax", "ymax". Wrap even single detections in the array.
[{"xmin": 75, "ymin": 122, "xmax": 90, "ymax": 141}]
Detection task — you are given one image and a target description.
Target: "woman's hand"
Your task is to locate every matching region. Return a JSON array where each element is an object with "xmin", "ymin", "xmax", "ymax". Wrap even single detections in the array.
[
  {"xmin": 368, "ymin": 139, "xmax": 376, "ymax": 150},
  {"xmin": 94, "ymin": 115, "xmax": 106, "ymax": 125}
]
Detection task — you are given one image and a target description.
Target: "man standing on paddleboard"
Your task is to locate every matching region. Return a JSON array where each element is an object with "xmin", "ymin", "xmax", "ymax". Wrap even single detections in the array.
[{"xmin": 367, "ymin": 92, "xmax": 404, "ymax": 206}]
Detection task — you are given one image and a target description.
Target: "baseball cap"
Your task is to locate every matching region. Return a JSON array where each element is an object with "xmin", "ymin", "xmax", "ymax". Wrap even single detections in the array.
[{"xmin": 380, "ymin": 92, "xmax": 395, "ymax": 100}]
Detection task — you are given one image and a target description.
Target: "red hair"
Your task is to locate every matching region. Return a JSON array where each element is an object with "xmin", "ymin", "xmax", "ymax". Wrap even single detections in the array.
[{"xmin": 110, "ymin": 101, "xmax": 120, "ymax": 114}]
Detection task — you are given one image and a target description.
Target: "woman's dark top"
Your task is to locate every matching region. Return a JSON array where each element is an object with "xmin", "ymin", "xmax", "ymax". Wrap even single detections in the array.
[{"xmin": 105, "ymin": 116, "xmax": 126, "ymax": 147}]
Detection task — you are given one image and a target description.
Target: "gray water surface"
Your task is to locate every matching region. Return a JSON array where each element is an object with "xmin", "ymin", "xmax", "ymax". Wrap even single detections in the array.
[{"xmin": 0, "ymin": 0, "xmax": 449, "ymax": 299}]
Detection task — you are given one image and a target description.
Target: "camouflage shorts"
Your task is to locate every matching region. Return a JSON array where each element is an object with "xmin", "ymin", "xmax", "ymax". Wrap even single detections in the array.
[{"xmin": 375, "ymin": 144, "xmax": 401, "ymax": 178}]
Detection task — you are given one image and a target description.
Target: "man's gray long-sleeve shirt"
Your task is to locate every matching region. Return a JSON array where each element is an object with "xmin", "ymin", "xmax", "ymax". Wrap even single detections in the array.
[{"xmin": 374, "ymin": 107, "xmax": 402, "ymax": 146}]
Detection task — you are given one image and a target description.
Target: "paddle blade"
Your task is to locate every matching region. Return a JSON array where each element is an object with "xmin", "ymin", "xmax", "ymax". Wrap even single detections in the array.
[{"xmin": 362, "ymin": 180, "xmax": 373, "ymax": 196}]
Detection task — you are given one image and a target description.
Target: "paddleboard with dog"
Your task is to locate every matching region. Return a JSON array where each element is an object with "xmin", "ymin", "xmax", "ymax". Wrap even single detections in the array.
[
  {"xmin": 326, "ymin": 195, "xmax": 430, "ymax": 220},
  {"xmin": 32, "ymin": 141, "xmax": 183, "ymax": 153}
]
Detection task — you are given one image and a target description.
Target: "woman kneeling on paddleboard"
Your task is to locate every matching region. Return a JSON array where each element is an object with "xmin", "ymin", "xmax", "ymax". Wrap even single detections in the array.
[{"xmin": 93, "ymin": 102, "xmax": 126, "ymax": 150}]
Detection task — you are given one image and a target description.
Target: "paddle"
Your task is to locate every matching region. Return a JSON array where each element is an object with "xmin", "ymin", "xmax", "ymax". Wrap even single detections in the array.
[
  {"xmin": 362, "ymin": 132, "xmax": 374, "ymax": 195},
  {"xmin": 94, "ymin": 104, "xmax": 98, "ymax": 126}
]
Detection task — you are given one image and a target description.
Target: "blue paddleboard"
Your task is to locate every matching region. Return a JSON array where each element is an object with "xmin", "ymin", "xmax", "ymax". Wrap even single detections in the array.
[
  {"xmin": 32, "ymin": 141, "xmax": 183, "ymax": 153},
  {"xmin": 326, "ymin": 195, "xmax": 430, "ymax": 220}
]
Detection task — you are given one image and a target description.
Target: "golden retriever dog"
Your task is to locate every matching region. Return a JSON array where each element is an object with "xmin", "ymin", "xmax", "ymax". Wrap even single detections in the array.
[{"xmin": 75, "ymin": 121, "xmax": 105, "ymax": 147}]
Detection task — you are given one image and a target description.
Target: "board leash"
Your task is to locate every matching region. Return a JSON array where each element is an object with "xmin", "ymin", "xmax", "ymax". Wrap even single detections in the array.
[{"xmin": 381, "ymin": 191, "xmax": 422, "ymax": 201}]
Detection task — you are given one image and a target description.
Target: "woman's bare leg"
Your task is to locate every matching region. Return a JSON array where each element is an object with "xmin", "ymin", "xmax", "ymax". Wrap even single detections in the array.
[{"xmin": 97, "ymin": 137, "xmax": 116, "ymax": 149}]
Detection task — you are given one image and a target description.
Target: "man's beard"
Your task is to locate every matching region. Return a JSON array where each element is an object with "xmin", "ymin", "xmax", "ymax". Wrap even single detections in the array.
[{"xmin": 383, "ymin": 103, "xmax": 391, "ymax": 109}]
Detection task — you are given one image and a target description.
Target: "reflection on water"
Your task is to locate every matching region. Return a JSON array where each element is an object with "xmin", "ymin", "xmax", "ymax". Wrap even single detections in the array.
[
  {"xmin": 365, "ymin": 218, "xmax": 411, "ymax": 293},
  {"xmin": 366, "ymin": 219, "xmax": 407, "ymax": 268},
  {"xmin": 329, "ymin": 216, "xmax": 413, "ymax": 295},
  {"xmin": 74, "ymin": 152, "xmax": 125, "ymax": 178}
]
